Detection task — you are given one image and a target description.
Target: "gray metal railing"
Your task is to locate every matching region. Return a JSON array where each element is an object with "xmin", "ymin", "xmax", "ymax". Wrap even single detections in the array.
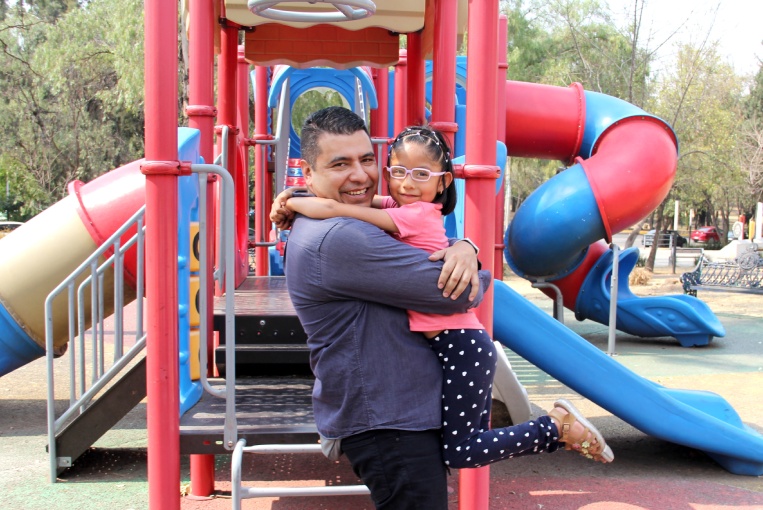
[
  {"xmin": 232, "ymin": 440, "xmax": 370, "ymax": 509},
  {"xmin": 191, "ymin": 163, "xmax": 238, "ymax": 449},
  {"xmin": 45, "ymin": 206, "xmax": 146, "ymax": 482}
]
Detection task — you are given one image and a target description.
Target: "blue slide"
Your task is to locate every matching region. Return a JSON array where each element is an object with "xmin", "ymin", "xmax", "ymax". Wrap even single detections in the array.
[
  {"xmin": 574, "ymin": 246, "xmax": 726, "ymax": 347},
  {"xmin": 492, "ymin": 278, "xmax": 763, "ymax": 476}
]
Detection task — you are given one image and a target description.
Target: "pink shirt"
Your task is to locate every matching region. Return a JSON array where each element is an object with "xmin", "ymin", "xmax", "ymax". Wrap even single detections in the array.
[{"xmin": 382, "ymin": 197, "xmax": 485, "ymax": 333}]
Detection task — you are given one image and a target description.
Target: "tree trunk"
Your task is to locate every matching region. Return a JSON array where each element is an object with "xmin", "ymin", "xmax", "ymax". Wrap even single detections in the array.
[
  {"xmin": 645, "ymin": 204, "xmax": 666, "ymax": 271},
  {"xmin": 623, "ymin": 218, "xmax": 646, "ymax": 248}
]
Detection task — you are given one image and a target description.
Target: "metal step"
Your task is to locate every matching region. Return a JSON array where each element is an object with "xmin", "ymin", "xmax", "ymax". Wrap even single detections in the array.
[
  {"xmin": 215, "ymin": 344, "xmax": 311, "ymax": 376},
  {"xmin": 51, "ymin": 356, "xmax": 147, "ymax": 474},
  {"xmin": 179, "ymin": 376, "xmax": 318, "ymax": 455},
  {"xmin": 214, "ymin": 275, "xmax": 309, "ymax": 373}
]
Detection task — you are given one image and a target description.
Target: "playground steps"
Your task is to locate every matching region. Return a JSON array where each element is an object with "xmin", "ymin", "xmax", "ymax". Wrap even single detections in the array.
[
  {"xmin": 179, "ymin": 376, "xmax": 318, "ymax": 454},
  {"xmin": 51, "ymin": 356, "xmax": 147, "ymax": 475},
  {"xmin": 213, "ymin": 276, "xmax": 309, "ymax": 376}
]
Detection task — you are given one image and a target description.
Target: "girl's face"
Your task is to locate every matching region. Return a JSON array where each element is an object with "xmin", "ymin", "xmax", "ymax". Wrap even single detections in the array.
[{"xmin": 386, "ymin": 141, "xmax": 453, "ymax": 207}]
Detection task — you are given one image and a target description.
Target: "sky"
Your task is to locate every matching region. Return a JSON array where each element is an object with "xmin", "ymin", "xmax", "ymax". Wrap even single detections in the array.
[{"xmin": 606, "ymin": 0, "xmax": 762, "ymax": 77}]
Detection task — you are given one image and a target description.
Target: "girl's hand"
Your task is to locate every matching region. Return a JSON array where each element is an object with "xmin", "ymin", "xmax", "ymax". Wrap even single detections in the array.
[
  {"xmin": 430, "ymin": 240, "xmax": 480, "ymax": 301},
  {"xmin": 269, "ymin": 188, "xmax": 306, "ymax": 230}
]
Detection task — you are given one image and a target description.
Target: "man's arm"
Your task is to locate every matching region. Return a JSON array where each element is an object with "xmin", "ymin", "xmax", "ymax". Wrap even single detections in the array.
[{"xmin": 313, "ymin": 218, "xmax": 488, "ymax": 315}]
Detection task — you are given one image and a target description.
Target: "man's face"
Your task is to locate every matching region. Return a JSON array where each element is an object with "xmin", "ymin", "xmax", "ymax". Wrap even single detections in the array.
[{"xmin": 302, "ymin": 130, "xmax": 378, "ymax": 207}]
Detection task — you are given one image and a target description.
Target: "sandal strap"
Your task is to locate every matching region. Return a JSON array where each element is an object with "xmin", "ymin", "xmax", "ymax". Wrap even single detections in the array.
[{"xmin": 548, "ymin": 408, "xmax": 604, "ymax": 457}]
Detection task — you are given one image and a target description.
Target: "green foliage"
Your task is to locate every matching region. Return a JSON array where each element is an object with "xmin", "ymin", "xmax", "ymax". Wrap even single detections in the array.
[
  {"xmin": 745, "ymin": 65, "xmax": 763, "ymax": 120},
  {"xmin": 290, "ymin": 88, "xmax": 349, "ymax": 136},
  {"xmin": 501, "ymin": 0, "xmax": 653, "ymax": 209},
  {"xmin": 0, "ymin": 154, "xmax": 47, "ymax": 220},
  {"xmin": 502, "ymin": 0, "xmax": 651, "ymax": 104},
  {"xmin": 654, "ymin": 44, "xmax": 745, "ymax": 230},
  {"xmin": 0, "ymin": 0, "xmax": 145, "ymax": 214},
  {"xmin": 499, "ymin": 0, "xmax": 758, "ymax": 224}
]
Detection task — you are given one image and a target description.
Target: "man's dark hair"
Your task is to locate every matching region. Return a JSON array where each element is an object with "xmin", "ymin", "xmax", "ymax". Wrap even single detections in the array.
[{"xmin": 300, "ymin": 106, "xmax": 370, "ymax": 167}]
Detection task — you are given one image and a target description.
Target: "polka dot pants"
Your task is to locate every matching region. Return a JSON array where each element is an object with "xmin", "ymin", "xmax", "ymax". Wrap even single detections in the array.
[{"xmin": 429, "ymin": 328, "xmax": 560, "ymax": 469}]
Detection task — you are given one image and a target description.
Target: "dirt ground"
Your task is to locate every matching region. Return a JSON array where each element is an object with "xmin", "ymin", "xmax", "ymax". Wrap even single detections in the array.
[
  {"xmin": 503, "ymin": 264, "xmax": 763, "ymax": 318},
  {"xmin": 1, "ymin": 263, "xmax": 761, "ymax": 510}
]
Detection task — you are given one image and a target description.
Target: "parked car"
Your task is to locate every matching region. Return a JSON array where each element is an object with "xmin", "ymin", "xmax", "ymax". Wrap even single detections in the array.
[
  {"xmin": 690, "ymin": 226, "xmax": 722, "ymax": 246},
  {"xmin": 643, "ymin": 229, "xmax": 687, "ymax": 248}
]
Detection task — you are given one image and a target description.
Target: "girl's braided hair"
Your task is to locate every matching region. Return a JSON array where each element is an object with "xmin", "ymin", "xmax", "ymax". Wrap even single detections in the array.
[{"xmin": 387, "ymin": 126, "xmax": 457, "ymax": 215}]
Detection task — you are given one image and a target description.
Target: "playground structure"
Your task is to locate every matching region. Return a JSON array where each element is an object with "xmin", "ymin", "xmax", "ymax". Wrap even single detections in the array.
[{"xmin": 0, "ymin": 1, "xmax": 762, "ymax": 509}]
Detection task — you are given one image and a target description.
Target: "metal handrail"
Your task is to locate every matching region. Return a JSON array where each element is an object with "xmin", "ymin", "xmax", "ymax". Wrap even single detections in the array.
[
  {"xmin": 191, "ymin": 163, "xmax": 238, "ymax": 450},
  {"xmin": 232, "ymin": 439, "xmax": 370, "ymax": 509},
  {"xmin": 45, "ymin": 206, "xmax": 146, "ymax": 482}
]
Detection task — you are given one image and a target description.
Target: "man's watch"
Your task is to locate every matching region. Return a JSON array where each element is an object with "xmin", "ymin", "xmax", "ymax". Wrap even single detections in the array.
[{"xmin": 459, "ymin": 237, "xmax": 480, "ymax": 255}]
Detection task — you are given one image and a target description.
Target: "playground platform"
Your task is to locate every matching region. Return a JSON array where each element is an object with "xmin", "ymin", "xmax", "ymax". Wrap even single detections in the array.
[{"xmin": 1, "ymin": 273, "xmax": 761, "ymax": 510}]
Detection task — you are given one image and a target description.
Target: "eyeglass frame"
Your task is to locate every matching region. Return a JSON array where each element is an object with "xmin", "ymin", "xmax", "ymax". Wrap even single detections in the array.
[{"xmin": 384, "ymin": 165, "xmax": 448, "ymax": 182}]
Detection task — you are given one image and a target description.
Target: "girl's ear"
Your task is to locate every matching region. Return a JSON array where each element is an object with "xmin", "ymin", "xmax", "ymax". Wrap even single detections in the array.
[{"xmin": 440, "ymin": 172, "xmax": 454, "ymax": 192}]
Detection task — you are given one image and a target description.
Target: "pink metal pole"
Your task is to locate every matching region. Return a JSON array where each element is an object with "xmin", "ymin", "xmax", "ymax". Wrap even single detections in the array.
[
  {"xmin": 406, "ymin": 32, "xmax": 426, "ymax": 126},
  {"xmin": 144, "ymin": 0, "xmax": 180, "ymax": 506},
  {"xmin": 430, "ymin": 0, "xmax": 459, "ymax": 151},
  {"xmin": 236, "ymin": 45, "xmax": 250, "ymax": 283},
  {"xmin": 253, "ymin": 65, "xmax": 270, "ymax": 276},
  {"xmin": 393, "ymin": 49, "xmax": 408, "ymax": 134},
  {"xmin": 371, "ymin": 68, "xmax": 390, "ymax": 139},
  {"xmin": 494, "ymin": 15, "xmax": 508, "ymax": 279},
  {"xmin": 461, "ymin": 1, "xmax": 500, "ymax": 508},
  {"xmin": 187, "ymin": 0, "xmax": 217, "ymax": 496},
  {"xmin": 219, "ymin": 25, "xmax": 239, "ymax": 148},
  {"xmin": 218, "ymin": 23, "xmax": 242, "ymax": 284}
]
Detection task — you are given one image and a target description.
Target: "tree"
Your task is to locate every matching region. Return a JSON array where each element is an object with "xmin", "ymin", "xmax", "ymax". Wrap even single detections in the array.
[
  {"xmin": 500, "ymin": 0, "xmax": 653, "ymax": 217},
  {"xmin": 653, "ymin": 43, "xmax": 743, "ymax": 249},
  {"xmin": 0, "ymin": 0, "xmax": 145, "ymax": 213},
  {"xmin": 739, "ymin": 64, "xmax": 763, "ymax": 212}
]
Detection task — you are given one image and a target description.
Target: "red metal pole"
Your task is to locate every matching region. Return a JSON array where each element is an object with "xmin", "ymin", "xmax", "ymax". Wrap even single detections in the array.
[
  {"xmin": 371, "ymin": 68, "xmax": 390, "ymax": 139},
  {"xmin": 236, "ymin": 45, "xmax": 250, "ymax": 283},
  {"xmin": 218, "ymin": 22, "xmax": 240, "ymax": 284},
  {"xmin": 186, "ymin": 0, "xmax": 217, "ymax": 495},
  {"xmin": 406, "ymin": 32, "xmax": 426, "ymax": 126},
  {"xmin": 254, "ymin": 65, "xmax": 270, "ymax": 276},
  {"xmin": 494, "ymin": 15, "xmax": 508, "ymax": 279},
  {"xmin": 461, "ymin": 1, "xmax": 500, "ymax": 508},
  {"xmin": 144, "ymin": 0, "xmax": 180, "ymax": 506},
  {"xmin": 430, "ymin": 0, "xmax": 459, "ymax": 151},
  {"xmin": 393, "ymin": 49, "xmax": 408, "ymax": 134},
  {"xmin": 219, "ymin": 25, "xmax": 239, "ymax": 151}
]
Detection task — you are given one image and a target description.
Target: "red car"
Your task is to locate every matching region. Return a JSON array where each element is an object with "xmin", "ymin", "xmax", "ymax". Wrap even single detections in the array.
[{"xmin": 690, "ymin": 226, "xmax": 721, "ymax": 246}]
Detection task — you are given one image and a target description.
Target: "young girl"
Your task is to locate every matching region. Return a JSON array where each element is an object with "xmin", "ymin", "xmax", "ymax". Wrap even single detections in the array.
[{"xmin": 272, "ymin": 126, "xmax": 614, "ymax": 468}]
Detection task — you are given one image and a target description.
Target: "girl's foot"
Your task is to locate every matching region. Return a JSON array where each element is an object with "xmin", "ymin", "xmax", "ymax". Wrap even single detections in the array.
[{"xmin": 547, "ymin": 399, "xmax": 615, "ymax": 463}]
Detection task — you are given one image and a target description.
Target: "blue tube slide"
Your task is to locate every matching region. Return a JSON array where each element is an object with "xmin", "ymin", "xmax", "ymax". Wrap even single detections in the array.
[
  {"xmin": 492, "ymin": 278, "xmax": 763, "ymax": 476},
  {"xmin": 505, "ymin": 90, "xmax": 725, "ymax": 346}
]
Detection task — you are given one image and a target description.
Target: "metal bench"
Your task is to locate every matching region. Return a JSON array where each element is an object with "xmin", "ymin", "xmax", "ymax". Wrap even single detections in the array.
[{"xmin": 680, "ymin": 246, "xmax": 763, "ymax": 296}]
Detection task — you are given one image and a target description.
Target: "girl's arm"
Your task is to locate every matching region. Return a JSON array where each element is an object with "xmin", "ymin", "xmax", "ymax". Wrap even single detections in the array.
[
  {"xmin": 286, "ymin": 196, "xmax": 399, "ymax": 233},
  {"xmin": 270, "ymin": 187, "xmax": 307, "ymax": 230}
]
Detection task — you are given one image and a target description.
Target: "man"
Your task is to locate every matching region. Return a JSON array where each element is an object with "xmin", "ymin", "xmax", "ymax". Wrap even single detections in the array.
[{"xmin": 272, "ymin": 106, "xmax": 490, "ymax": 509}]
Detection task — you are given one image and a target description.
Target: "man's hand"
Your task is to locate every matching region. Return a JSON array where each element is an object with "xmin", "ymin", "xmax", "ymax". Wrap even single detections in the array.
[{"xmin": 429, "ymin": 240, "xmax": 480, "ymax": 301}]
